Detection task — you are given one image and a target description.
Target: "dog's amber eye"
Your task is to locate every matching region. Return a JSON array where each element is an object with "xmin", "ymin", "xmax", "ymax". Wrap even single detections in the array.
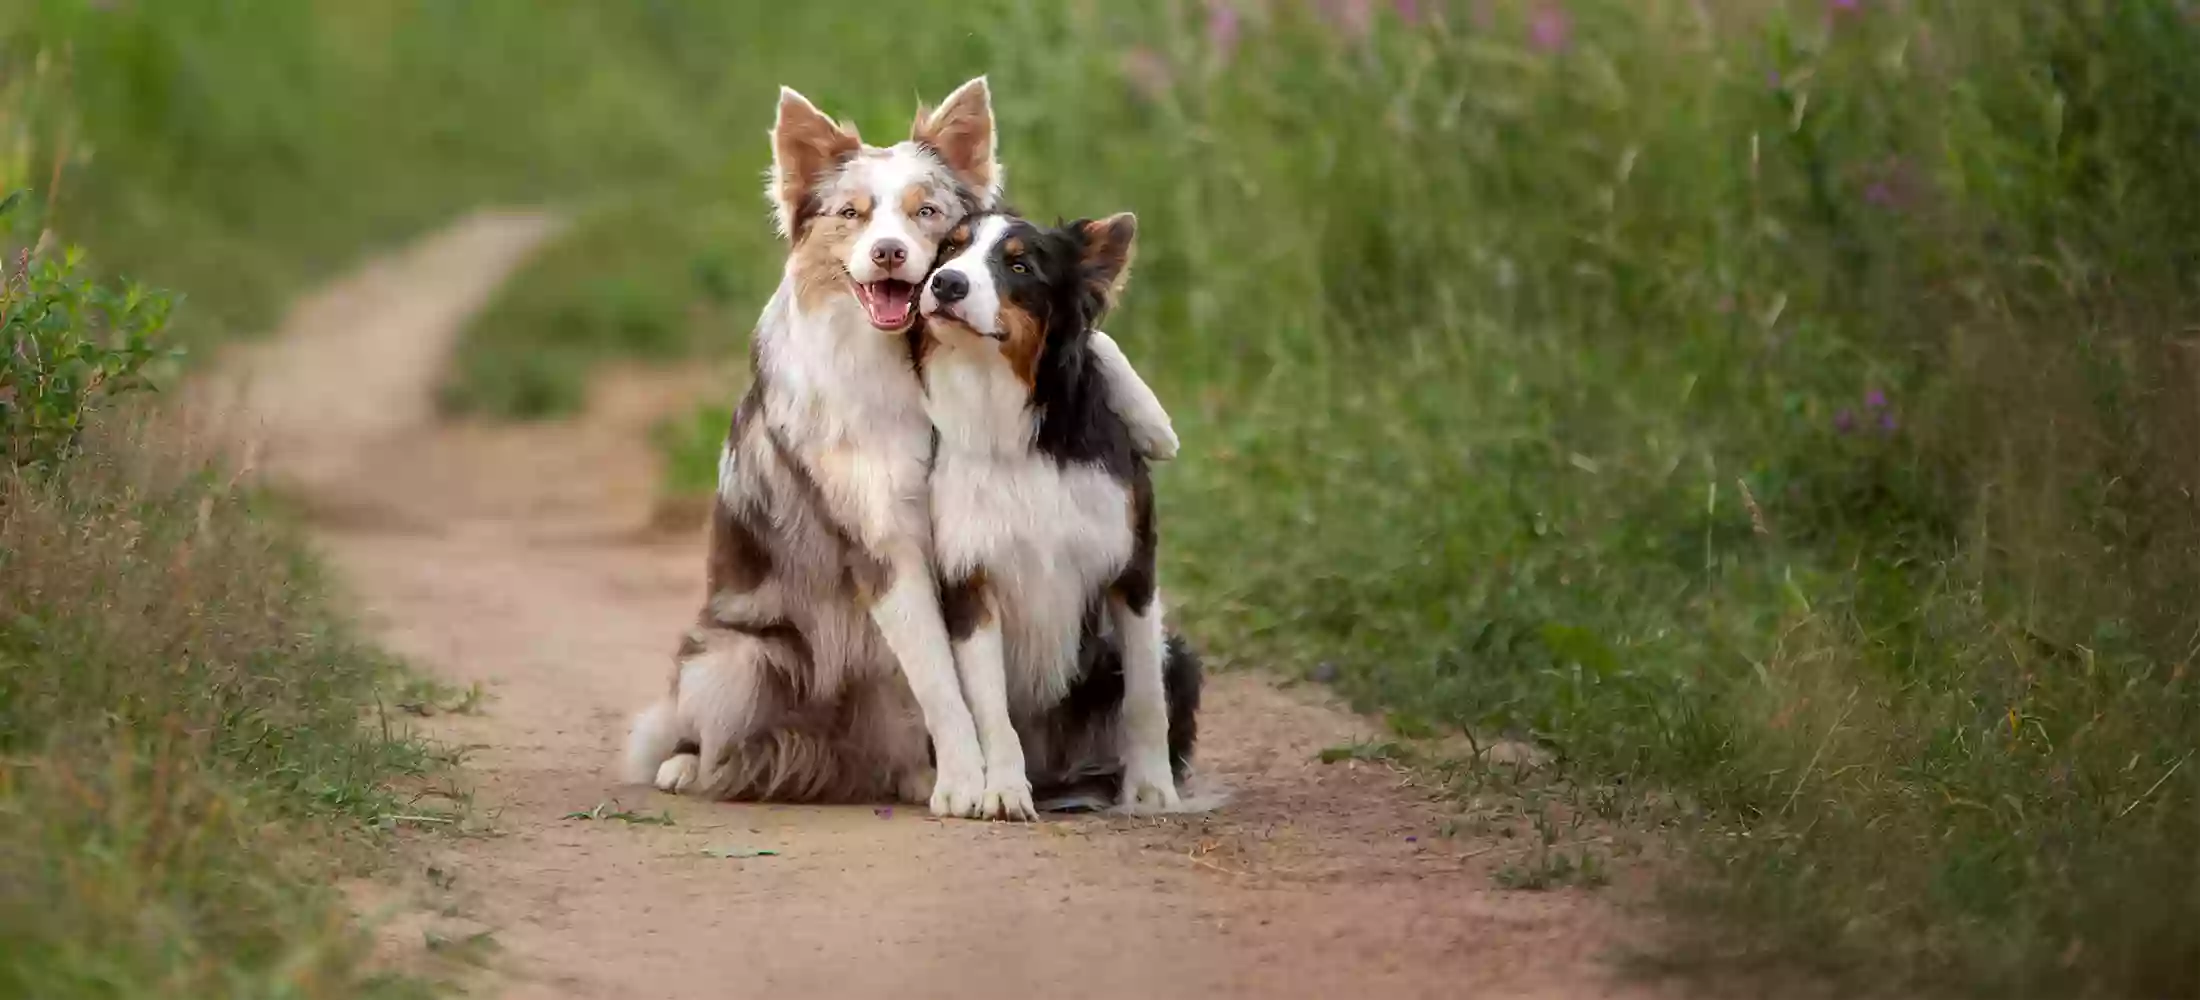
[
  {"xmin": 838, "ymin": 205, "xmax": 860, "ymax": 220},
  {"xmin": 1009, "ymin": 261, "xmax": 1028, "ymax": 274}
]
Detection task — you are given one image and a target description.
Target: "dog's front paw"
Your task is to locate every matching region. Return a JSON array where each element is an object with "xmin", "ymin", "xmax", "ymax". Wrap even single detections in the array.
[
  {"xmin": 1131, "ymin": 421, "xmax": 1180, "ymax": 462},
  {"xmin": 981, "ymin": 774, "xmax": 1039, "ymax": 822},
  {"xmin": 929, "ymin": 759, "xmax": 988, "ymax": 819},
  {"xmin": 654, "ymin": 753, "xmax": 700, "ymax": 794},
  {"xmin": 1119, "ymin": 760, "xmax": 1181, "ymax": 812}
]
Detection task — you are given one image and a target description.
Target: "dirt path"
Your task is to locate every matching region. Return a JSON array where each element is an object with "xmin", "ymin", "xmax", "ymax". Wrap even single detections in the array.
[{"xmin": 213, "ymin": 211, "xmax": 1667, "ymax": 1000}]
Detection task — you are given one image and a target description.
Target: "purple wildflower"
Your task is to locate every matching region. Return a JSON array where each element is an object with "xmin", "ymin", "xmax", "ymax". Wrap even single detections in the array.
[
  {"xmin": 1830, "ymin": 0, "xmax": 1861, "ymax": 10},
  {"xmin": 1206, "ymin": 0, "xmax": 1241, "ymax": 59},
  {"xmin": 1319, "ymin": 0, "xmax": 1375, "ymax": 39},
  {"xmin": 1835, "ymin": 409, "xmax": 1856, "ymax": 434},
  {"xmin": 1878, "ymin": 411, "xmax": 1899, "ymax": 434},
  {"xmin": 1767, "ymin": 69, "xmax": 1782, "ymax": 89},
  {"xmin": 1859, "ymin": 156, "xmax": 1927, "ymax": 212},
  {"xmin": 1394, "ymin": 0, "xmax": 1423, "ymax": 25},
  {"xmin": 1865, "ymin": 388, "xmax": 1887, "ymax": 410},
  {"xmin": 1529, "ymin": 4, "xmax": 1572, "ymax": 53}
]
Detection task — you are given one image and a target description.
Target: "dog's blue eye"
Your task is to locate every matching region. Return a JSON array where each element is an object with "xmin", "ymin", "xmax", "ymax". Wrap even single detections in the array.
[
  {"xmin": 918, "ymin": 205, "xmax": 938, "ymax": 218},
  {"xmin": 838, "ymin": 206, "xmax": 859, "ymax": 220}
]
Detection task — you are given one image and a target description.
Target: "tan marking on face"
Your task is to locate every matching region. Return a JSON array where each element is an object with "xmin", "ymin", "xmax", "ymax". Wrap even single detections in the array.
[
  {"xmin": 949, "ymin": 223, "xmax": 972, "ymax": 245},
  {"xmin": 1003, "ymin": 236, "xmax": 1026, "ymax": 258},
  {"xmin": 792, "ymin": 210, "xmax": 864, "ymax": 312},
  {"xmin": 890, "ymin": 173, "xmax": 957, "ymax": 246},
  {"xmin": 998, "ymin": 301, "xmax": 1046, "ymax": 390}
]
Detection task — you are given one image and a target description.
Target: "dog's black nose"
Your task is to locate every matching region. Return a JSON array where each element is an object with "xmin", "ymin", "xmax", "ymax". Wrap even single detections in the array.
[
  {"xmin": 931, "ymin": 270, "xmax": 969, "ymax": 304},
  {"xmin": 871, "ymin": 239, "xmax": 908, "ymax": 269}
]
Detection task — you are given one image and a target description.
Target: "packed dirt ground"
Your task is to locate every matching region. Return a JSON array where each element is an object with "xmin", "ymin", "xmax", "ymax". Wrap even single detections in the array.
[{"xmin": 204, "ymin": 211, "xmax": 1669, "ymax": 999}]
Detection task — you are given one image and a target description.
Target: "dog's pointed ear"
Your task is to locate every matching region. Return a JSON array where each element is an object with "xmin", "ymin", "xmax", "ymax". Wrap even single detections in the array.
[
  {"xmin": 1074, "ymin": 213, "xmax": 1138, "ymax": 314},
  {"xmin": 911, "ymin": 76, "xmax": 1000, "ymax": 205},
  {"xmin": 769, "ymin": 86, "xmax": 862, "ymax": 241}
]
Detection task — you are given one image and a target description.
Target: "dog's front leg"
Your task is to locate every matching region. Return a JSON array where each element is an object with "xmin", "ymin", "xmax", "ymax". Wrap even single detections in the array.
[
  {"xmin": 869, "ymin": 544, "xmax": 989, "ymax": 818},
  {"xmin": 943, "ymin": 574, "xmax": 1036, "ymax": 821},
  {"xmin": 1109, "ymin": 586, "xmax": 1182, "ymax": 810},
  {"xmin": 1090, "ymin": 330, "xmax": 1179, "ymax": 462}
]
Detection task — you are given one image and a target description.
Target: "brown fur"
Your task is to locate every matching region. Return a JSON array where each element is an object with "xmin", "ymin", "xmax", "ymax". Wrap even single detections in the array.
[
  {"xmin": 911, "ymin": 82, "xmax": 996, "ymax": 194},
  {"xmin": 940, "ymin": 568, "xmax": 993, "ymax": 641},
  {"xmin": 792, "ymin": 210, "xmax": 866, "ymax": 312},
  {"xmin": 999, "ymin": 301, "xmax": 1046, "ymax": 389},
  {"xmin": 1078, "ymin": 214, "xmax": 1138, "ymax": 308},
  {"xmin": 627, "ymin": 79, "xmax": 1015, "ymax": 814},
  {"xmin": 772, "ymin": 91, "xmax": 862, "ymax": 242}
]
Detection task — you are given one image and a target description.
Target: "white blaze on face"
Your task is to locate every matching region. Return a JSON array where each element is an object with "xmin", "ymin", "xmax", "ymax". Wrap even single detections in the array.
[
  {"xmin": 920, "ymin": 215, "xmax": 1012, "ymax": 339},
  {"xmin": 827, "ymin": 144, "xmax": 964, "ymax": 330}
]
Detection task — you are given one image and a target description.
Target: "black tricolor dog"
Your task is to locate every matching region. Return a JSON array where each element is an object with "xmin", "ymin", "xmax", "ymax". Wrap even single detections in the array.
[{"xmin": 916, "ymin": 211, "xmax": 1201, "ymax": 816}]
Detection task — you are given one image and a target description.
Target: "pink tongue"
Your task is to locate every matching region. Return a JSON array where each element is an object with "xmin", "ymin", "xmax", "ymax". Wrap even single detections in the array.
[{"xmin": 860, "ymin": 282, "xmax": 914, "ymax": 329}]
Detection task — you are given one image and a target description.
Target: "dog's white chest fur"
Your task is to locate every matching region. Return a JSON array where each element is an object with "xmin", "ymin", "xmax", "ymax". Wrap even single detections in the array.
[
  {"xmin": 760, "ymin": 287, "xmax": 934, "ymax": 551},
  {"xmin": 925, "ymin": 347, "xmax": 1134, "ymax": 713}
]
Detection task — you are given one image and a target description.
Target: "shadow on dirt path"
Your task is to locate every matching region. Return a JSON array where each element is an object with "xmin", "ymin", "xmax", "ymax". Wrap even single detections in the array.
[{"xmin": 207, "ymin": 210, "xmax": 1671, "ymax": 1000}]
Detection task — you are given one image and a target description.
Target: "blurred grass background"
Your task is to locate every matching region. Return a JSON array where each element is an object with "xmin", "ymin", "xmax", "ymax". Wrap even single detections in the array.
[{"xmin": 11, "ymin": 0, "xmax": 2200, "ymax": 995}]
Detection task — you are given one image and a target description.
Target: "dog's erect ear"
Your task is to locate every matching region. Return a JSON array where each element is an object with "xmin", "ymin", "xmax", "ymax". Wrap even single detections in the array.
[
  {"xmin": 911, "ymin": 76, "xmax": 1000, "ymax": 205},
  {"xmin": 1074, "ymin": 213, "xmax": 1138, "ymax": 314},
  {"xmin": 770, "ymin": 86, "xmax": 862, "ymax": 240}
]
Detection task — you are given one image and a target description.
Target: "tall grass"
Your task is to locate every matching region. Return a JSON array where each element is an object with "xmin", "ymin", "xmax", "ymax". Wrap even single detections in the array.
[
  {"xmin": 18, "ymin": 0, "xmax": 2200, "ymax": 993},
  {"xmin": 0, "ymin": 421, "xmax": 442, "ymax": 999},
  {"xmin": 528, "ymin": 0, "xmax": 2200, "ymax": 994},
  {"xmin": 2, "ymin": 32, "xmax": 442, "ymax": 996}
]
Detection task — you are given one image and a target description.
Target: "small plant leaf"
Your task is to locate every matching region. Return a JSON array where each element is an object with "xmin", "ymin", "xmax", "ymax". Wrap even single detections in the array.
[{"xmin": 701, "ymin": 846, "xmax": 779, "ymax": 859}]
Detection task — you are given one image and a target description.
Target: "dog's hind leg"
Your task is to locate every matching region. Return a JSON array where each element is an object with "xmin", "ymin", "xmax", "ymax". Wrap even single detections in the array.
[
  {"xmin": 1162, "ymin": 632, "xmax": 1203, "ymax": 781},
  {"xmin": 669, "ymin": 627, "xmax": 781, "ymax": 799}
]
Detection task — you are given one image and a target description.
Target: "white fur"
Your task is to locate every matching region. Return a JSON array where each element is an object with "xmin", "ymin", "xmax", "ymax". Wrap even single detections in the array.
[
  {"xmin": 846, "ymin": 151, "xmax": 948, "ymax": 286},
  {"xmin": 924, "ymin": 343, "xmax": 1139, "ymax": 715},
  {"xmin": 621, "ymin": 697, "xmax": 685, "ymax": 785},
  {"xmin": 755, "ymin": 278, "xmax": 989, "ymax": 817},
  {"xmin": 1088, "ymin": 331, "xmax": 1178, "ymax": 461},
  {"xmin": 656, "ymin": 753, "xmax": 700, "ymax": 793},
  {"xmin": 951, "ymin": 598, "xmax": 1038, "ymax": 821},
  {"xmin": 1111, "ymin": 591, "xmax": 1180, "ymax": 809},
  {"xmin": 921, "ymin": 215, "xmax": 1010, "ymax": 336}
]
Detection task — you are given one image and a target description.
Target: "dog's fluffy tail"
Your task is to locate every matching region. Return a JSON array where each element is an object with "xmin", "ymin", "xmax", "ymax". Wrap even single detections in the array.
[{"xmin": 621, "ymin": 698, "xmax": 685, "ymax": 786}]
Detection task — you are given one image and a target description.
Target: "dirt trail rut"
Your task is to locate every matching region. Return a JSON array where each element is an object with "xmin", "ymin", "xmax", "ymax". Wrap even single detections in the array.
[{"xmin": 215, "ymin": 211, "xmax": 1665, "ymax": 999}]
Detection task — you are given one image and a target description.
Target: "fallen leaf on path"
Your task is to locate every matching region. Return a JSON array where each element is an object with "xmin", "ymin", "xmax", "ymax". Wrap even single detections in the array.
[{"xmin": 701, "ymin": 846, "xmax": 780, "ymax": 859}]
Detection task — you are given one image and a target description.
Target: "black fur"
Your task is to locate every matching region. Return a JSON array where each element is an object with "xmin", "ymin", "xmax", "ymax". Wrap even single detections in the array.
[{"xmin": 937, "ymin": 213, "xmax": 1200, "ymax": 805}]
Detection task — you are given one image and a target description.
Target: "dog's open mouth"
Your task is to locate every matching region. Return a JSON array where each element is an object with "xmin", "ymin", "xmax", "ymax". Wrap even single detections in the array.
[{"xmin": 854, "ymin": 280, "xmax": 917, "ymax": 330}]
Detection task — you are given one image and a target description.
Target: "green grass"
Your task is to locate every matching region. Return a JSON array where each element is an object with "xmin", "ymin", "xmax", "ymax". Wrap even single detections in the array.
[
  {"xmin": 2, "ymin": 39, "xmax": 447, "ymax": 994},
  {"xmin": 18, "ymin": 0, "xmax": 2200, "ymax": 994},
  {"xmin": 600, "ymin": 1, "xmax": 2200, "ymax": 994},
  {"xmin": 0, "ymin": 419, "xmax": 448, "ymax": 999}
]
